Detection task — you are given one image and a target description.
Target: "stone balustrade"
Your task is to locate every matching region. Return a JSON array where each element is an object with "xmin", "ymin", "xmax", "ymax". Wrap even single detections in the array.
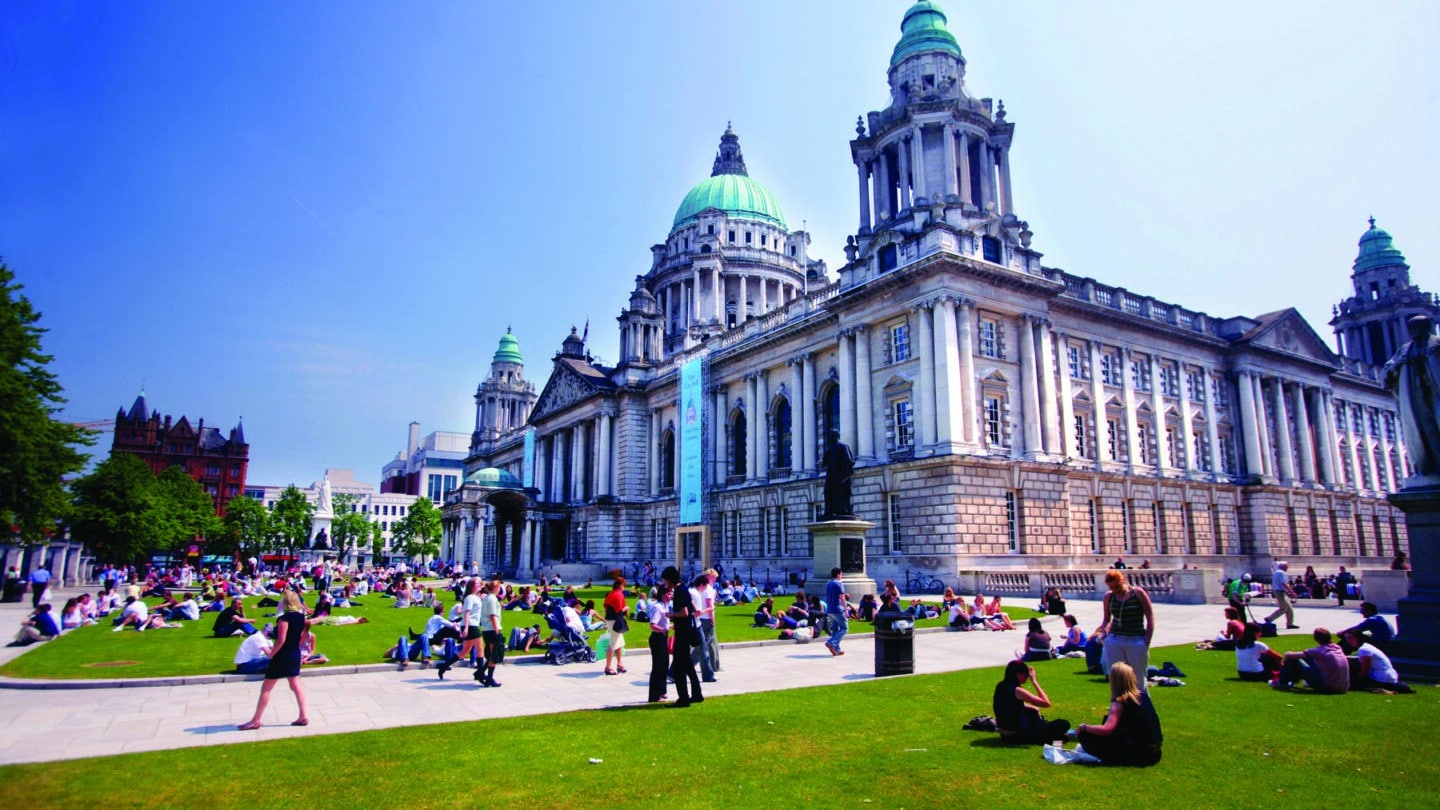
[{"xmin": 954, "ymin": 568, "xmax": 1217, "ymax": 605}]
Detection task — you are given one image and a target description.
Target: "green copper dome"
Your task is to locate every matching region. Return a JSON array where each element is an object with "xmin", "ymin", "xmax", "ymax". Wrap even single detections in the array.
[
  {"xmin": 672, "ymin": 124, "xmax": 787, "ymax": 232},
  {"xmin": 1355, "ymin": 218, "xmax": 1408, "ymax": 273},
  {"xmin": 672, "ymin": 173, "xmax": 787, "ymax": 231},
  {"xmin": 492, "ymin": 328, "xmax": 523, "ymax": 365},
  {"xmin": 891, "ymin": 1, "xmax": 963, "ymax": 67},
  {"xmin": 465, "ymin": 467, "xmax": 522, "ymax": 488}
]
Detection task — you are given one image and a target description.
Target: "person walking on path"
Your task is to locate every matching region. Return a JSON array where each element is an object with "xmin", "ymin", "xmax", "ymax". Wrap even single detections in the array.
[
  {"xmin": 668, "ymin": 567, "xmax": 703, "ymax": 707},
  {"xmin": 474, "ymin": 580, "xmax": 504, "ymax": 688},
  {"xmin": 824, "ymin": 567, "xmax": 849, "ymax": 656},
  {"xmin": 1264, "ymin": 561, "xmax": 1300, "ymax": 630},
  {"xmin": 695, "ymin": 568, "xmax": 719, "ymax": 682},
  {"xmin": 441, "ymin": 578, "xmax": 484, "ymax": 680},
  {"xmin": 238, "ymin": 589, "xmax": 310, "ymax": 729},
  {"xmin": 647, "ymin": 582, "xmax": 671, "ymax": 703},
  {"xmin": 28, "ymin": 565, "xmax": 51, "ymax": 609},
  {"xmin": 1100, "ymin": 570, "xmax": 1154, "ymax": 694},
  {"xmin": 602, "ymin": 578, "xmax": 628, "ymax": 677}
]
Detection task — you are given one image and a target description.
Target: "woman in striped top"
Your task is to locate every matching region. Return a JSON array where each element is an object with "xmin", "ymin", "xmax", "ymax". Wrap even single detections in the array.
[{"xmin": 1099, "ymin": 570, "xmax": 1155, "ymax": 693}]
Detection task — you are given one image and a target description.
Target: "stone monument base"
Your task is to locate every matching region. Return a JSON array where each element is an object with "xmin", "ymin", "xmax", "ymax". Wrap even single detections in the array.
[
  {"xmin": 1388, "ymin": 485, "xmax": 1440, "ymax": 681},
  {"xmin": 808, "ymin": 519, "xmax": 877, "ymax": 599}
]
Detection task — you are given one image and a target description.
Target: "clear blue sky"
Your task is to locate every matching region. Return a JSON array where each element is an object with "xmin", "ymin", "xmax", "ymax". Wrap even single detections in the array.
[{"xmin": 3, "ymin": 1, "xmax": 1436, "ymax": 488}]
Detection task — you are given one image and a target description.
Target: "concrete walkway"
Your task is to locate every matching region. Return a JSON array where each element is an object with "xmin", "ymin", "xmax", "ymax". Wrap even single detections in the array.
[{"xmin": 0, "ymin": 592, "xmax": 1372, "ymax": 766}]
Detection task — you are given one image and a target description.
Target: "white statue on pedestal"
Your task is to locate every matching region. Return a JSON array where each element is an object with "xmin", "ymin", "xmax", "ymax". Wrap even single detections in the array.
[{"xmin": 315, "ymin": 474, "xmax": 334, "ymax": 517}]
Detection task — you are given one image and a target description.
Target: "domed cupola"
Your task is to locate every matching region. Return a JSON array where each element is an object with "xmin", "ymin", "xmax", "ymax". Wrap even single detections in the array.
[
  {"xmin": 890, "ymin": 1, "xmax": 963, "ymax": 68},
  {"xmin": 672, "ymin": 125, "xmax": 787, "ymax": 232},
  {"xmin": 492, "ymin": 327, "xmax": 523, "ymax": 366},
  {"xmin": 1354, "ymin": 217, "xmax": 1409, "ymax": 274}
]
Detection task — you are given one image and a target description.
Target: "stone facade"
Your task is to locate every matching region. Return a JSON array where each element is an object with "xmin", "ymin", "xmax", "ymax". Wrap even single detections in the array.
[{"xmin": 445, "ymin": 1, "xmax": 1419, "ymax": 585}]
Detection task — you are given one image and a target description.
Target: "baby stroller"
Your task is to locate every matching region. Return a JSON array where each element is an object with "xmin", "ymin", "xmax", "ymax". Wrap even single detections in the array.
[{"xmin": 542, "ymin": 600, "xmax": 596, "ymax": 665}]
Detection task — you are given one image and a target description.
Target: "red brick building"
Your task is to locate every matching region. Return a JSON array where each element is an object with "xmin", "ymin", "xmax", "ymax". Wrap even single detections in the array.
[{"xmin": 111, "ymin": 391, "xmax": 249, "ymax": 515}]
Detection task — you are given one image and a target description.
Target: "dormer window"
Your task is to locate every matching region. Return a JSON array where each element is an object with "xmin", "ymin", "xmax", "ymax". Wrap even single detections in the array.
[
  {"xmin": 745, "ymin": 232, "xmax": 752, "ymax": 244},
  {"xmin": 982, "ymin": 236, "xmax": 1002, "ymax": 263},
  {"xmin": 879, "ymin": 244, "xmax": 898, "ymax": 273},
  {"xmin": 728, "ymin": 230, "xmax": 736, "ymax": 243},
  {"xmin": 707, "ymin": 225, "xmax": 715, "ymax": 235}
]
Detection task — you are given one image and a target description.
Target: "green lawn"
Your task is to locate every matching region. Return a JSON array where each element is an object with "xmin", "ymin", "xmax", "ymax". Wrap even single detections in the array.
[
  {"xmin": 0, "ymin": 639, "xmax": 1434, "ymax": 808},
  {"xmin": 1, "ymin": 587, "xmax": 947, "ymax": 680}
]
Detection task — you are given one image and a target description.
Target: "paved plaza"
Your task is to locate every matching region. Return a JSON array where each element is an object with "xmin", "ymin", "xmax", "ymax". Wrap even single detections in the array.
[{"xmin": 0, "ymin": 588, "xmax": 1370, "ymax": 766}]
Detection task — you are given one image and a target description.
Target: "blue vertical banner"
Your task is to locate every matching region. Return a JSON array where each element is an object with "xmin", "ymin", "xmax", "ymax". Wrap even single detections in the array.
[
  {"xmin": 522, "ymin": 427, "xmax": 536, "ymax": 488},
  {"xmin": 679, "ymin": 356, "xmax": 704, "ymax": 524}
]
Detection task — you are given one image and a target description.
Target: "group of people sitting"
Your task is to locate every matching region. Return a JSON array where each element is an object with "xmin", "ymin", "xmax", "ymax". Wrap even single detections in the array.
[
  {"xmin": 993, "ymin": 659, "xmax": 1163, "ymax": 767},
  {"xmin": 942, "ymin": 589, "xmax": 1017, "ymax": 632}
]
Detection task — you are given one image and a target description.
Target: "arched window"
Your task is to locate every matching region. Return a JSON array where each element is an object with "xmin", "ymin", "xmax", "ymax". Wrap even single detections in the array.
[
  {"xmin": 774, "ymin": 398, "xmax": 792, "ymax": 469},
  {"xmin": 661, "ymin": 430, "xmax": 676, "ymax": 490},
  {"xmin": 730, "ymin": 412, "xmax": 748, "ymax": 477}
]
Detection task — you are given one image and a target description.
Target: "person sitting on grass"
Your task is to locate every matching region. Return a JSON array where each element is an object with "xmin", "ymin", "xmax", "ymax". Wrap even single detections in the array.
[
  {"xmin": 60, "ymin": 597, "xmax": 91, "ymax": 630},
  {"xmin": 1022, "ymin": 617, "xmax": 1054, "ymax": 661},
  {"xmin": 985, "ymin": 596, "xmax": 1016, "ymax": 631},
  {"xmin": 992, "ymin": 659, "xmax": 1071, "ymax": 745},
  {"xmin": 857, "ymin": 593, "xmax": 878, "ymax": 622},
  {"xmin": 753, "ymin": 597, "xmax": 781, "ymax": 628},
  {"xmin": 1076, "ymin": 662, "xmax": 1164, "ymax": 766},
  {"xmin": 1056, "ymin": 615, "xmax": 1086, "ymax": 655},
  {"xmin": 164, "ymin": 594, "xmax": 201, "ymax": 623},
  {"xmin": 234, "ymin": 624, "xmax": 274, "ymax": 674},
  {"xmin": 1273, "ymin": 628, "xmax": 1349, "ymax": 693},
  {"xmin": 212, "ymin": 597, "xmax": 258, "ymax": 637},
  {"xmin": 508, "ymin": 624, "xmax": 546, "ymax": 652},
  {"xmin": 9, "ymin": 603, "xmax": 60, "ymax": 646},
  {"xmin": 112, "ymin": 596, "xmax": 151, "ymax": 631},
  {"xmin": 948, "ymin": 597, "xmax": 971, "ymax": 630},
  {"xmin": 1234, "ymin": 622, "xmax": 1282, "ymax": 682},
  {"xmin": 1208, "ymin": 606, "xmax": 1246, "ymax": 651},
  {"xmin": 579, "ymin": 600, "xmax": 606, "ymax": 632},
  {"xmin": 299, "ymin": 627, "xmax": 328, "ymax": 666},
  {"xmin": 1342, "ymin": 602, "xmax": 1395, "ymax": 648},
  {"xmin": 1338, "ymin": 629, "xmax": 1407, "ymax": 692}
]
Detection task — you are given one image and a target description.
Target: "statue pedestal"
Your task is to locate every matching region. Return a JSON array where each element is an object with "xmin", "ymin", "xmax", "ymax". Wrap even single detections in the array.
[
  {"xmin": 808, "ymin": 519, "xmax": 876, "ymax": 599},
  {"xmin": 1387, "ymin": 485, "xmax": 1440, "ymax": 680}
]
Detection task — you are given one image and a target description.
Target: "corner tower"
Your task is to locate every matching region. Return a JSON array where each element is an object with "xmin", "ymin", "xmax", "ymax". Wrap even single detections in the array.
[
  {"xmin": 1331, "ymin": 219, "xmax": 1438, "ymax": 367},
  {"xmin": 471, "ymin": 328, "xmax": 537, "ymax": 453},
  {"xmin": 848, "ymin": 1, "xmax": 1038, "ymax": 278}
]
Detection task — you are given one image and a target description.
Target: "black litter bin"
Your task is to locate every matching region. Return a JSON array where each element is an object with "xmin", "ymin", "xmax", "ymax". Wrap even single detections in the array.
[
  {"xmin": 873, "ymin": 609, "xmax": 914, "ymax": 676},
  {"xmin": 1, "ymin": 578, "xmax": 24, "ymax": 603}
]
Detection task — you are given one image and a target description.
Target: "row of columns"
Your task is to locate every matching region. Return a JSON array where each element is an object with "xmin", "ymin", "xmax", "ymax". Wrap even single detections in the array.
[
  {"xmin": 659, "ymin": 274, "xmax": 798, "ymax": 332},
  {"xmin": 857, "ymin": 124, "xmax": 1011, "ymax": 232},
  {"xmin": 1337, "ymin": 400, "xmax": 1401, "ymax": 494},
  {"xmin": 476, "ymin": 393, "xmax": 525, "ymax": 435},
  {"xmin": 539, "ymin": 410, "xmax": 616, "ymax": 504}
]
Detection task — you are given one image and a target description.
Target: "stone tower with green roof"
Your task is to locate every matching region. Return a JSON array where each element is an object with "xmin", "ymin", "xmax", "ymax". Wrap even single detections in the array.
[
  {"xmin": 1331, "ymin": 219, "xmax": 1438, "ymax": 368},
  {"xmin": 471, "ymin": 327, "xmax": 537, "ymax": 453}
]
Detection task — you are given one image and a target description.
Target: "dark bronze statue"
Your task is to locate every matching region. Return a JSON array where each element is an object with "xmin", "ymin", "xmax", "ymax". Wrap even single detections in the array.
[
  {"xmin": 822, "ymin": 430, "xmax": 855, "ymax": 519},
  {"xmin": 1383, "ymin": 314, "xmax": 1440, "ymax": 480}
]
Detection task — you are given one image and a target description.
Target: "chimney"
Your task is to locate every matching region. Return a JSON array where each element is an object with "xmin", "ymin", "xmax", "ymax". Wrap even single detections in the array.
[{"xmin": 407, "ymin": 421, "xmax": 421, "ymax": 460}]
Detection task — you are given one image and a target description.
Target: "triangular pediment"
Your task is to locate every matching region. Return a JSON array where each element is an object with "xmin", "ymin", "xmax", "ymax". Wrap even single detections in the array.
[
  {"xmin": 530, "ymin": 360, "xmax": 610, "ymax": 422},
  {"xmin": 1238, "ymin": 309, "xmax": 1340, "ymax": 367}
]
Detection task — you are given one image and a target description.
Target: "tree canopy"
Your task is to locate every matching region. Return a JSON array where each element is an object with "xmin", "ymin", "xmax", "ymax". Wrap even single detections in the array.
[
  {"xmin": 216, "ymin": 494, "xmax": 271, "ymax": 560},
  {"xmin": 393, "ymin": 496, "xmax": 443, "ymax": 563},
  {"xmin": 269, "ymin": 485, "xmax": 314, "ymax": 554},
  {"xmin": 329, "ymin": 493, "xmax": 376, "ymax": 563},
  {"xmin": 69, "ymin": 455, "xmax": 217, "ymax": 564},
  {"xmin": 0, "ymin": 264, "xmax": 93, "ymax": 541}
]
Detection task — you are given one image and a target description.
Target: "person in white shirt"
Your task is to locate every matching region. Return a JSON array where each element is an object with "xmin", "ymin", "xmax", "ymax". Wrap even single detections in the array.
[
  {"xmin": 1340, "ymin": 629, "xmax": 1400, "ymax": 688},
  {"xmin": 112, "ymin": 597, "xmax": 150, "ymax": 631},
  {"xmin": 235, "ymin": 625, "xmax": 275, "ymax": 674},
  {"xmin": 693, "ymin": 569, "xmax": 719, "ymax": 682}
]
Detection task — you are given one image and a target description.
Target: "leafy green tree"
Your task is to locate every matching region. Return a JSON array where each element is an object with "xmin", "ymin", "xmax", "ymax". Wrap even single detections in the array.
[
  {"xmin": 216, "ymin": 495, "xmax": 271, "ymax": 560},
  {"xmin": 329, "ymin": 493, "xmax": 373, "ymax": 564},
  {"xmin": 393, "ymin": 496, "xmax": 443, "ymax": 564},
  {"xmin": 156, "ymin": 465, "xmax": 220, "ymax": 549},
  {"xmin": 69, "ymin": 454, "xmax": 169, "ymax": 564},
  {"xmin": 0, "ymin": 264, "xmax": 93, "ymax": 542},
  {"xmin": 269, "ymin": 485, "xmax": 314, "ymax": 557}
]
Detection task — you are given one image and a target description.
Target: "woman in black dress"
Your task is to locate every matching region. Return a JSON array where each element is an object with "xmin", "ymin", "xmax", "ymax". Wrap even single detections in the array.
[{"xmin": 238, "ymin": 589, "xmax": 310, "ymax": 729}]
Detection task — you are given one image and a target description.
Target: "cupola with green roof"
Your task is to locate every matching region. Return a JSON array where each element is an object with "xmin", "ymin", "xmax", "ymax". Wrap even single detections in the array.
[
  {"xmin": 1354, "ymin": 217, "xmax": 1408, "ymax": 274},
  {"xmin": 492, "ymin": 327, "xmax": 523, "ymax": 366},
  {"xmin": 890, "ymin": 1, "xmax": 963, "ymax": 67},
  {"xmin": 672, "ymin": 125, "xmax": 786, "ymax": 232}
]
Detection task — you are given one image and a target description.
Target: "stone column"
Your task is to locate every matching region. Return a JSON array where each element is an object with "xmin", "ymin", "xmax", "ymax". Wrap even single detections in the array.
[
  {"xmin": 1037, "ymin": 319, "xmax": 1060, "ymax": 455},
  {"xmin": 870, "ymin": 158, "xmax": 885, "ymax": 226},
  {"xmin": 942, "ymin": 123, "xmax": 957, "ymax": 201},
  {"xmin": 746, "ymin": 375, "xmax": 759, "ymax": 482},
  {"xmin": 1269, "ymin": 378, "xmax": 1295, "ymax": 482},
  {"xmin": 957, "ymin": 300, "xmax": 977, "ymax": 444},
  {"xmin": 877, "ymin": 150, "xmax": 891, "ymax": 222},
  {"xmin": 1178, "ymin": 362, "xmax": 1196, "ymax": 474},
  {"xmin": 912, "ymin": 125, "xmax": 928, "ymax": 203},
  {"xmin": 1090, "ymin": 341, "xmax": 1110, "ymax": 464},
  {"xmin": 1237, "ymin": 372, "xmax": 1263, "ymax": 477},
  {"xmin": 1341, "ymin": 401, "xmax": 1360, "ymax": 488},
  {"xmin": 1203, "ymin": 368, "xmax": 1222, "ymax": 478},
  {"xmin": 1120, "ymin": 348, "xmax": 1140, "ymax": 471},
  {"xmin": 1382, "ymin": 412, "xmax": 1397, "ymax": 492},
  {"xmin": 790, "ymin": 357, "xmax": 805, "ymax": 472},
  {"xmin": 999, "ymin": 145, "xmax": 1014, "ymax": 216},
  {"xmin": 915, "ymin": 301, "xmax": 937, "ymax": 449},
  {"xmin": 650, "ymin": 411, "xmax": 661, "ymax": 496},
  {"xmin": 1313, "ymin": 389, "xmax": 1336, "ymax": 486},
  {"xmin": 1292, "ymin": 383, "xmax": 1316, "ymax": 484},
  {"xmin": 571, "ymin": 425, "xmax": 585, "ymax": 501},
  {"xmin": 935, "ymin": 297, "xmax": 963, "ymax": 451},
  {"xmin": 981, "ymin": 142, "xmax": 995, "ymax": 212},
  {"xmin": 1251, "ymin": 375, "xmax": 1274, "ymax": 478},
  {"xmin": 855, "ymin": 326, "xmax": 876, "ymax": 461},
  {"xmin": 1018, "ymin": 315, "xmax": 1042, "ymax": 457},
  {"xmin": 756, "ymin": 369, "xmax": 770, "ymax": 480},
  {"xmin": 858, "ymin": 160, "xmax": 872, "ymax": 232},
  {"xmin": 1057, "ymin": 331, "xmax": 1076, "ymax": 459},
  {"xmin": 802, "ymin": 354, "xmax": 817, "ymax": 472},
  {"xmin": 1365, "ymin": 410, "xmax": 1382, "ymax": 494},
  {"xmin": 1149, "ymin": 356, "xmax": 1166, "ymax": 472},
  {"xmin": 839, "ymin": 331, "xmax": 856, "ymax": 451},
  {"xmin": 957, "ymin": 131, "xmax": 972, "ymax": 206},
  {"xmin": 713, "ymin": 386, "xmax": 727, "ymax": 485},
  {"xmin": 760, "ymin": 278, "xmax": 769, "ymax": 314},
  {"xmin": 598, "ymin": 411, "xmax": 612, "ymax": 496},
  {"xmin": 714, "ymin": 267, "xmax": 723, "ymax": 322},
  {"xmin": 896, "ymin": 134, "xmax": 912, "ymax": 211}
]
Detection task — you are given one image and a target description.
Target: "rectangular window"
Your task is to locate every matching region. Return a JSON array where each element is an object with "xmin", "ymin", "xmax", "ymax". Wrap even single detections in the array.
[
  {"xmin": 1153, "ymin": 502, "xmax": 1166, "ymax": 554},
  {"xmin": 1330, "ymin": 509, "xmax": 1343, "ymax": 555},
  {"xmin": 1159, "ymin": 364, "xmax": 1179, "ymax": 397},
  {"xmin": 779, "ymin": 507, "xmax": 788, "ymax": 556},
  {"xmin": 1334, "ymin": 404, "xmax": 1347, "ymax": 431},
  {"xmin": 1107, "ymin": 418, "xmax": 1120, "ymax": 460},
  {"xmin": 978, "ymin": 319, "xmax": 999, "ymax": 358},
  {"xmin": 894, "ymin": 400, "xmax": 914, "ymax": 449},
  {"xmin": 1309, "ymin": 507, "xmax": 1322, "ymax": 555},
  {"xmin": 1211, "ymin": 506, "xmax": 1224, "ymax": 554},
  {"xmin": 1194, "ymin": 431, "xmax": 1211, "ymax": 471},
  {"xmin": 728, "ymin": 230, "xmax": 736, "ymax": 243},
  {"xmin": 892, "ymin": 323, "xmax": 911, "ymax": 362},
  {"xmin": 1122, "ymin": 500, "xmax": 1134, "ymax": 554},
  {"xmin": 1219, "ymin": 434, "xmax": 1236, "ymax": 475},
  {"xmin": 1131, "ymin": 358, "xmax": 1152, "ymax": 392},
  {"xmin": 1089, "ymin": 499, "xmax": 1101, "ymax": 552},
  {"xmin": 1287, "ymin": 507, "xmax": 1300, "ymax": 555},
  {"xmin": 1166, "ymin": 427, "xmax": 1179, "ymax": 468},
  {"xmin": 1067, "ymin": 345, "xmax": 1088, "ymax": 380},
  {"xmin": 1074, "ymin": 414, "xmax": 1089, "ymax": 459},
  {"xmin": 1186, "ymin": 370, "xmax": 1206, "ymax": 402},
  {"xmin": 1183, "ymin": 503, "xmax": 1196, "ymax": 554},
  {"xmin": 1005, "ymin": 491, "xmax": 1019, "ymax": 553},
  {"xmin": 985, "ymin": 397, "xmax": 1004, "ymax": 446},
  {"xmin": 888, "ymin": 494, "xmax": 903, "ymax": 554},
  {"xmin": 982, "ymin": 235, "xmax": 1002, "ymax": 263},
  {"xmin": 1101, "ymin": 352, "xmax": 1122, "ymax": 386},
  {"xmin": 1355, "ymin": 514, "xmax": 1367, "ymax": 557},
  {"xmin": 1136, "ymin": 423, "xmax": 1151, "ymax": 465},
  {"xmin": 205, "ymin": 465, "xmax": 220, "ymax": 476}
]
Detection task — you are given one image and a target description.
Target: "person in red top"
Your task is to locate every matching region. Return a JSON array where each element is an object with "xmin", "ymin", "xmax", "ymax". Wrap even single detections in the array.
[
  {"xmin": 602, "ymin": 578, "xmax": 628, "ymax": 676},
  {"xmin": 1212, "ymin": 606, "xmax": 1246, "ymax": 651}
]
